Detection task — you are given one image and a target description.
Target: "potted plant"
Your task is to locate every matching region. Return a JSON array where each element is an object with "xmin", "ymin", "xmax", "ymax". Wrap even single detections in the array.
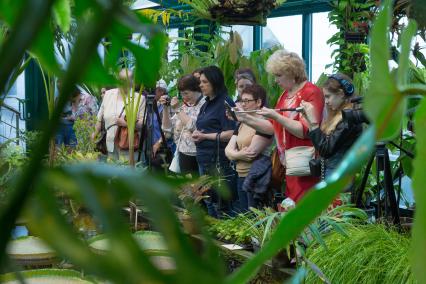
[{"xmin": 177, "ymin": 175, "xmax": 212, "ymax": 235}]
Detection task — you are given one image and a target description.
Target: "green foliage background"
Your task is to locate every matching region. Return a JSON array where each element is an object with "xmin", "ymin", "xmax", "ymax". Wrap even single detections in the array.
[{"xmin": 0, "ymin": 0, "xmax": 425, "ymax": 283}]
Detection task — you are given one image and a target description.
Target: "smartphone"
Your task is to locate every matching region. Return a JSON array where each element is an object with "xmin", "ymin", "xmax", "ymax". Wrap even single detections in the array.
[{"xmin": 224, "ymin": 101, "xmax": 238, "ymax": 121}]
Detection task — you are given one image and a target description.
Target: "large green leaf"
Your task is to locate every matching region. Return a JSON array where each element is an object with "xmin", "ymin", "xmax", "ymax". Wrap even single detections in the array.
[
  {"xmin": 26, "ymin": 166, "xmax": 172, "ymax": 283},
  {"xmin": 226, "ymin": 127, "xmax": 375, "ymax": 283},
  {"xmin": 29, "ymin": 21, "xmax": 59, "ymax": 74},
  {"xmin": 411, "ymin": 98, "xmax": 426, "ymax": 283},
  {"xmin": 82, "ymin": 53, "xmax": 117, "ymax": 85},
  {"xmin": 0, "ymin": 0, "xmax": 122, "ymax": 267},
  {"xmin": 125, "ymin": 32, "xmax": 167, "ymax": 88},
  {"xmin": 0, "ymin": 0, "xmax": 56, "ymax": 97},
  {"xmin": 364, "ymin": 0, "xmax": 401, "ymax": 140},
  {"xmin": 397, "ymin": 21, "xmax": 418, "ymax": 87},
  {"xmin": 53, "ymin": 0, "xmax": 72, "ymax": 34}
]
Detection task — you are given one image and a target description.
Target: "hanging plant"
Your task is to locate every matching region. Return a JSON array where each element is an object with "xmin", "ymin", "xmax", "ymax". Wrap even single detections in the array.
[{"xmin": 178, "ymin": 0, "xmax": 286, "ymax": 26}]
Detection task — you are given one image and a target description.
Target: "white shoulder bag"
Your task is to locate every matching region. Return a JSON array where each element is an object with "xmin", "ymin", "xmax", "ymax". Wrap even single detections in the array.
[
  {"xmin": 285, "ymin": 146, "xmax": 315, "ymax": 176},
  {"xmin": 169, "ymin": 128, "xmax": 185, "ymax": 173}
]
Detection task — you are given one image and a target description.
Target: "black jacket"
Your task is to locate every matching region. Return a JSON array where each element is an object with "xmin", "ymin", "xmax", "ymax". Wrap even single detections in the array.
[{"xmin": 308, "ymin": 120, "xmax": 362, "ymax": 173}]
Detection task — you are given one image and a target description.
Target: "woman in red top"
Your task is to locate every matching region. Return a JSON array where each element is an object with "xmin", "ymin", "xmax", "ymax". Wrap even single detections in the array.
[{"xmin": 236, "ymin": 50, "xmax": 324, "ymax": 202}]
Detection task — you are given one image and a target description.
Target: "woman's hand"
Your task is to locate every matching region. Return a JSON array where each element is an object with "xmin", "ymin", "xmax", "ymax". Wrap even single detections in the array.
[
  {"xmin": 158, "ymin": 95, "xmax": 170, "ymax": 106},
  {"xmin": 191, "ymin": 130, "xmax": 205, "ymax": 143},
  {"xmin": 257, "ymin": 107, "xmax": 279, "ymax": 120},
  {"xmin": 238, "ymin": 147, "xmax": 257, "ymax": 162},
  {"xmin": 152, "ymin": 141, "xmax": 161, "ymax": 157},
  {"xmin": 300, "ymin": 100, "xmax": 319, "ymax": 127},
  {"xmin": 170, "ymin": 97, "xmax": 179, "ymax": 109},
  {"xmin": 116, "ymin": 117, "xmax": 127, "ymax": 127}
]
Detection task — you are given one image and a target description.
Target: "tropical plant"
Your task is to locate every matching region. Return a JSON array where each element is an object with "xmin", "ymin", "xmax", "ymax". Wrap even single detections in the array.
[
  {"xmin": 327, "ymin": 0, "xmax": 377, "ymax": 76},
  {"xmin": 0, "ymin": 1, "xmax": 425, "ymax": 284},
  {"xmin": 240, "ymin": 45, "xmax": 283, "ymax": 106},
  {"xmin": 73, "ymin": 114, "xmax": 98, "ymax": 154},
  {"xmin": 305, "ymin": 224, "xmax": 415, "ymax": 283}
]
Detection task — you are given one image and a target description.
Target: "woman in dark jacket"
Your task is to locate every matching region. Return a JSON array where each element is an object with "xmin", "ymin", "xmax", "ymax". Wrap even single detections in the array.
[
  {"xmin": 192, "ymin": 66, "xmax": 237, "ymax": 218},
  {"xmin": 301, "ymin": 73, "xmax": 362, "ymax": 178}
]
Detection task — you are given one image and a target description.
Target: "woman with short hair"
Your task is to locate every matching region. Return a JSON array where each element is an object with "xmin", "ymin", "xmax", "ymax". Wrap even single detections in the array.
[
  {"xmin": 161, "ymin": 74, "xmax": 205, "ymax": 175},
  {"xmin": 225, "ymin": 84, "xmax": 273, "ymax": 211},
  {"xmin": 236, "ymin": 50, "xmax": 324, "ymax": 203}
]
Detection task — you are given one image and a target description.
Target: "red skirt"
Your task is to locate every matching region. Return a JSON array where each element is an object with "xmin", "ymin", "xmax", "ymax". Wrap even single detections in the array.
[{"xmin": 285, "ymin": 175, "xmax": 319, "ymax": 202}]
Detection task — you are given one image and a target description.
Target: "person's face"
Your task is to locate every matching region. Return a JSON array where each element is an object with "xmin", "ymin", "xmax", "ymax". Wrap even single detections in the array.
[
  {"xmin": 236, "ymin": 78, "xmax": 253, "ymax": 96},
  {"xmin": 324, "ymin": 88, "xmax": 346, "ymax": 111},
  {"xmin": 101, "ymin": 88, "xmax": 106, "ymax": 98},
  {"xmin": 240, "ymin": 93, "xmax": 261, "ymax": 111},
  {"xmin": 274, "ymin": 72, "xmax": 296, "ymax": 91},
  {"xmin": 155, "ymin": 87, "xmax": 166, "ymax": 100},
  {"xmin": 180, "ymin": 90, "xmax": 199, "ymax": 104},
  {"xmin": 199, "ymin": 74, "xmax": 214, "ymax": 97}
]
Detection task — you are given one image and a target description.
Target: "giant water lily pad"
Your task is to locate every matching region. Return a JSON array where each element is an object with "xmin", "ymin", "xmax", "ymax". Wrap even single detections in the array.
[
  {"xmin": 87, "ymin": 231, "xmax": 173, "ymax": 271},
  {"xmin": 6, "ymin": 236, "xmax": 57, "ymax": 266},
  {"xmin": 88, "ymin": 231, "xmax": 168, "ymax": 255},
  {"xmin": 0, "ymin": 269, "xmax": 96, "ymax": 283},
  {"xmin": 133, "ymin": 230, "xmax": 168, "ymax": 255}
]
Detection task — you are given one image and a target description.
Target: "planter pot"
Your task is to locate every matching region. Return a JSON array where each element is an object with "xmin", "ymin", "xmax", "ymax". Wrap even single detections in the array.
[
  {"xmin": 400, "ymin": 217, "xmax": 413, "ymax": 232},
  {"xmin": 179, "ymin": 214, "xmax": 200, "ymax": 235},
  {"xmin": 271, "ymin": 246, "xmax": 295, "ymax": 269},
  {"xmin": 344, "ymin": 31, "xmax": 367, "ymax": 43}
]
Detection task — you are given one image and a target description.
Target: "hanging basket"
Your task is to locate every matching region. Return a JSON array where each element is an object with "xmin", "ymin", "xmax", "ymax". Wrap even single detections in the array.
[{"xmin": 181, "ymin": 0, "xmax": 286, "ymax": 26}]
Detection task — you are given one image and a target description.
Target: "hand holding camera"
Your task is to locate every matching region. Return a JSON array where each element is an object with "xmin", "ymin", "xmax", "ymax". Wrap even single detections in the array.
[{"xmin": 300, "ymin": 101, "xmax": 319, "ymax": 125}]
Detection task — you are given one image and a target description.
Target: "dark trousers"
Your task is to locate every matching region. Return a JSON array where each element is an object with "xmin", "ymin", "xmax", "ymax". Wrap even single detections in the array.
[
  {"xmin": 179, "ymin": 152, "xmax": 199, "ymax": 176},
  {"xmin": 237, "ymin": 176, "xmax": 249, "ymax": 213},
  {"xmin": 198, "ymin": 160, "xmax": 237, "ymax": 218},
  {"xmin": 55, "ymin": 123, "xmax": 77, "ymax": 147}
]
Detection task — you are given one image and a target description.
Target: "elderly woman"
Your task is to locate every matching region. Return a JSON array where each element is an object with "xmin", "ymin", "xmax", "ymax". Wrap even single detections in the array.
[
  {"xmin": 225, "ymin": 84, "xmax": 273, "ymax": 211},
  {"xmin": 92, "ymin": 69, "xmax": 145, "ymax": 160},
  {"xmin": 236, "ymin": 50, "xmax": 324, "ymax": 203},
  {"xmin": 160, "ymin": 74, "xmax": 205, "ymax": 175},
  {"xmin": 301, "ymin": 73, "xmax": 362, "ymax": 178},
  {"xmin": 192, "ymin": 65, "xmax": 237, "ymax": 218}
]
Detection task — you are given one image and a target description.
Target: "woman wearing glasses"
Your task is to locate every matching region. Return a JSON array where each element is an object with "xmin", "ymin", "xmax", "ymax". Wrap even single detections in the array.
[
  {"xmin": 225, "ymin": 84, "xmax": 273, "ymax": 211},
  {"xmin": 161, "ymin": 74, "xmax": 205, "ymax": 176}
]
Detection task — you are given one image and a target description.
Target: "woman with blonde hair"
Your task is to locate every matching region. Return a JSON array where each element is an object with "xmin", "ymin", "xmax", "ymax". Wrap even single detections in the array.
[
  {"xmin": 236, "ymin": 50, "xmax": 324, "ymax": 203},
  {"xmin": 301, "ymin": 73, "xmax": 362, "ymax": 178}
]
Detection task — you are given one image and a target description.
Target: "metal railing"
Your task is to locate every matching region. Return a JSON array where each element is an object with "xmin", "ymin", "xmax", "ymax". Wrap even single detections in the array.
[{"xmin": 0, "ymin": 103, "xmax": 21, "ymax": 145}]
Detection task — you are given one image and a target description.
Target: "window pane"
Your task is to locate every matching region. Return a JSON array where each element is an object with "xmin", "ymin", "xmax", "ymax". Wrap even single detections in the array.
[
  {"xmin": 312, "ymin": 12, "xmax": 338, "ymax": 82},
  {"xmin": 262, "ymin": 16, "xmax": 302, "ymax": 55},
  {"xmin": 220, "ymin": 25, "xmax": 254, "ymax": 56},
  {"xmin": 167, "ymin": 28, "xmax": 179, "ymax": 61}
]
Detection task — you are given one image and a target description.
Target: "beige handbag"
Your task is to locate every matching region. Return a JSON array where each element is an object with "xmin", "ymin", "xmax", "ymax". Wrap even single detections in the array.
[{"xmin": 285, "ymin": 146, "xmax": 315, "ymax": 176}]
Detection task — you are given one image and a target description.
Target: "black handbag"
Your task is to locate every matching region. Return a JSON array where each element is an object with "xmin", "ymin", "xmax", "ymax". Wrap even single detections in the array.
[
  {"xmin": 94, "ymin": 120, "xmax": 118, "ymax": 155},
  {"xmin": 94, "ymin": 120, "xmax": 108, "ymax": 154},
  {"xmin": 309, "ymin": 158, "xmax": 323, "ymax": 178}
]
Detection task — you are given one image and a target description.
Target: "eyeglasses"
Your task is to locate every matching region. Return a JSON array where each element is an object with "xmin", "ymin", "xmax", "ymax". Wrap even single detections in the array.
[{"xmin": 240, "ymin": 99, "xmax": 257, "ymax": 104}]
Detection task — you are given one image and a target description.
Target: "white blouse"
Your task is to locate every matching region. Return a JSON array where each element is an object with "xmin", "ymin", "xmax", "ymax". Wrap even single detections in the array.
[{"xmin": 97, "ymin": 89, "xmax": 145, "ymax": 153}]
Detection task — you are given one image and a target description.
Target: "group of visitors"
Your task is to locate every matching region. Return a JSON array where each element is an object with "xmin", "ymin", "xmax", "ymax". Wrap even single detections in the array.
[{"xmin": 56, "ymin": 48, "xmax": 363, "ymax": 218}]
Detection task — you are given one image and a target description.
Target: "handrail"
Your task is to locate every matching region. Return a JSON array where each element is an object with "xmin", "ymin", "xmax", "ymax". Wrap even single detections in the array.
[
  {"xmin": 1, "ymin": 102, "xmax": 20, "ymax": 115},
  {"xmin": 0, "ymin": 102, "xmax": 21, "ymax": 144}
]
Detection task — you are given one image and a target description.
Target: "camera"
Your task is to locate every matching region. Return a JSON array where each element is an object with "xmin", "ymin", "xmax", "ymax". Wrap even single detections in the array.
[
  {"xmin": 341, "ymin": 96, "xmax": 369, "ymax": 125},
  {"xmin": 342, "ymin": 109, "xmax": 369, "ymax": 125},
  {"xmin": 164, "ymin": 96, "xmax": 171, "ymax": 106}
]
